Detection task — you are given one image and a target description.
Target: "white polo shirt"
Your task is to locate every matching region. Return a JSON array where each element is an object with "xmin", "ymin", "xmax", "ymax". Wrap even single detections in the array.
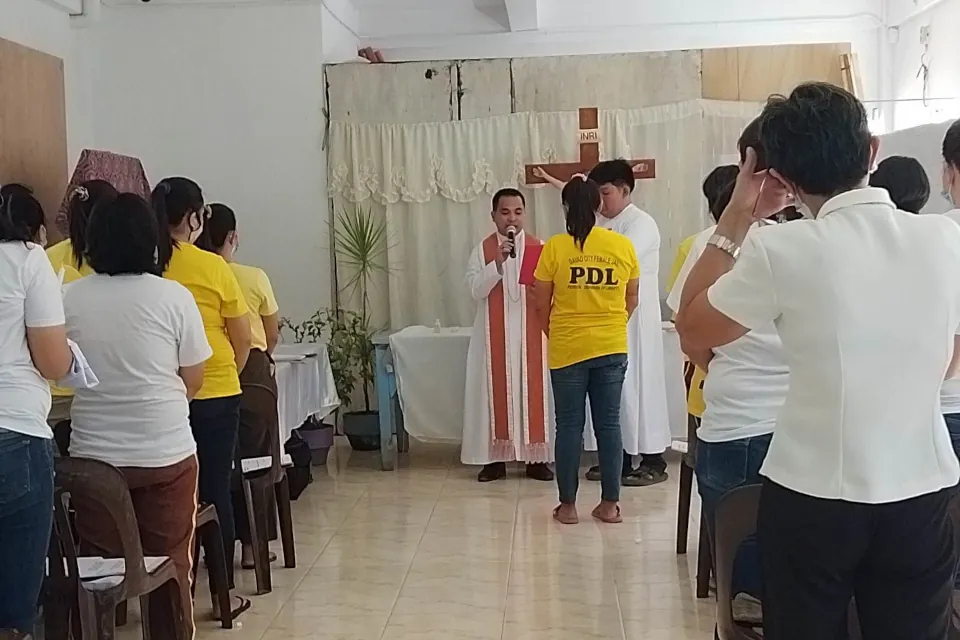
[
  {"xmin": 941, "ymin": 209, "xmax": 960, "ymax": 415},
  {"xmin": 708, "ymin": 188, "xmax": 960, "ymax": 504},
  {"xmin": 669, "ymin": 223, "xmax": 789, "ymax": 444}
]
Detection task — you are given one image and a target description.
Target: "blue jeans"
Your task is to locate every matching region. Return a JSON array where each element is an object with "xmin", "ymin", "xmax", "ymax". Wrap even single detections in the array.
[
  {"xmin": 0, "ymin": 430, "xmax": 54, "ymax": 633},
  {"xmin": 551, "ymin": 353, "xmax": 627, "ymax": 504},
  {"xmin": 695, "ymin": 432, "xmax": 772, "ymax": 599}
]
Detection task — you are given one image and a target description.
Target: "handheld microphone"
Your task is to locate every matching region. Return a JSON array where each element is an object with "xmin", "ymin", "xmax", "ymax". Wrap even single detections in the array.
[{"xmin": 507, "ymin": 226, "xmax": 516, "ymax": 259}]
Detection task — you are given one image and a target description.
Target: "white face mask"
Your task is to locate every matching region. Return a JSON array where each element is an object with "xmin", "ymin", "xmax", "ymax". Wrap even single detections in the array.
[{"xmin": 944, "ymin": 189, "xmax": 956, "ymax": 207}]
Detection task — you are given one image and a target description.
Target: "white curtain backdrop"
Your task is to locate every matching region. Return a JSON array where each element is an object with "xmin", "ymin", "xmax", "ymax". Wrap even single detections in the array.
[{"xmin": 328, "ymin": 100, "xmax": 762, "ymax": 330}]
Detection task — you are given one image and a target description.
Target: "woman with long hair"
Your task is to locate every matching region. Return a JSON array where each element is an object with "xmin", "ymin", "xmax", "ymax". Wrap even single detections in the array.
[
  {"xmin": 532, "ymin": 177, "xmax": 640, "ymax": 524},
  {"xmin": 64, "ymin": 193, "xmax": 211, "ymax": 639},
  {"xmin": 0, "ymin": 185, "xmax": 72, "ymax": 635},
  {"xmin": 47, "ymin": 180, "xmax": 119, "ymax": 282},
  {"xmin": 45, "ymin": 180, "xmax": 120, "ymax": 443},
  {"xmin": 195, "ymin": 203, "xmax": 282, "ymax": 569},
  {"xmin": 152, "ymin": 177, "xmax": 252, "ymax": 620}
]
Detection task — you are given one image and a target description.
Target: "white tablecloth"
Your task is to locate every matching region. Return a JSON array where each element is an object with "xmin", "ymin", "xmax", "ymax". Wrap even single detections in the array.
[
  {"xmin": 274, "ymin": 343, "xmax": 341, "ymax": 445},
  {"xmin": 389, "ymin": 324, "xmax": 688, "ymax": 444}
]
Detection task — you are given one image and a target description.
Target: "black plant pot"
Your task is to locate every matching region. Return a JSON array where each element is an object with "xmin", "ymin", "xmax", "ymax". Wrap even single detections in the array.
[{"xmin": 343, "ymin": 410, "xmax": 380, "ymax": 451}]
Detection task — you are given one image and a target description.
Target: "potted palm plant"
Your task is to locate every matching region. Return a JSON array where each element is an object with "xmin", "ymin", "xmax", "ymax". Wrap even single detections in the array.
[{"xmin": 330, "ymin": 204, "xmax": 389, "ymax": 450}]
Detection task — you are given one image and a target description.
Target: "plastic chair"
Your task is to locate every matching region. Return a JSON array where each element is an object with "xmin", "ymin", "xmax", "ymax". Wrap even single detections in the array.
[
  {"xmin": 53, "ymin": 457, "xmax": 187, "ymax": 640},
  {"xmin": 675, "ymin": 361, "xmax": 712, "ymax": 599},
  {"xmin": 192, "ymin": 504, "xmax": 233, "ymax": 629},
  {"xmin": 238, "ymin": 382, "xmax": 297, "ymax": 595},
  {"xmin": 713, "ymin": 484, "xmax": 763, "ymax": 640}
]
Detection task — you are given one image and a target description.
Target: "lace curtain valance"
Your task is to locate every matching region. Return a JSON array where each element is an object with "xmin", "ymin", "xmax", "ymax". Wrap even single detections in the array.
[{"xmin": 327, "ymin": 100, "xmax": 763, "ymax": 206}]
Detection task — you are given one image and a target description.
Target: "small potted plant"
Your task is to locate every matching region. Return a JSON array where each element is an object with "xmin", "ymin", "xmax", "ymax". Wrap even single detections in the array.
[{"xmin": 281, "ymin": 312, "xmax": 336, "ymax": 464}]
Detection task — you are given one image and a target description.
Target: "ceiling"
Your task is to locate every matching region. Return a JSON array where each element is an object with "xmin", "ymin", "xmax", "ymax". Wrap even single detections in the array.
[
  {"xmin": 351, "ymin": 0, "xmax": 886, "ymax": 38},
  {"xmin": 345, "ymin": 0, "xmax": 897, "ymax": 60}
]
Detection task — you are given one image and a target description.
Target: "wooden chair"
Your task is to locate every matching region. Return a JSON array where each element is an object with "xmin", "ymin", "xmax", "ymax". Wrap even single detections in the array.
[
  {"xmin": 192, "ymin": 504, "xmax": 233, "ymax": 629},
  {"xmin": 53, "ymin": 457, "xmax": 187, "ymax": 640}
]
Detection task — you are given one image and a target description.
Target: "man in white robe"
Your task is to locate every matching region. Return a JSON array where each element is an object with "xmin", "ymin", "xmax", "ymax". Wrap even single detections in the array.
[
  {"xmin": 461, "ymin": 188, "xmax": 554, "ymax": 483},
  {"xmin": 585, "ymin": 160, "xmax": 672, "ymax": 485}
]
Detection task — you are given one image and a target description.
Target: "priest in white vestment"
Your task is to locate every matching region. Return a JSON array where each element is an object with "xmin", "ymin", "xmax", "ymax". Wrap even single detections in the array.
[
  {"xmin": 585, "ymin": 160, "xmax": 672, "ymax": 486},
  {"xmin": 461, "ymin": 188, "xmax": 555, "ymax": 483}
]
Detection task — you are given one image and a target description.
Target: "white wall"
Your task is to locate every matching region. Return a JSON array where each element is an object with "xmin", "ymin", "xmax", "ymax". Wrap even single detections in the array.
[
  {"xmin": 80, "ymin": 2, "xmax": 345, "ymax": 322},
  {"xmin": 0, "ymin": 0, "xmax": 93, "ymax": 169},
  {"xmin": 890, "ymin": 0, "xmax": 960, "ymax": 130},
  {"xmin": 323, "ymin": 4, "xmax": 360, "ymax": 63},
  {"xmin": 358, "ymin": 1, "xmax": 884, "ymax": 101}
]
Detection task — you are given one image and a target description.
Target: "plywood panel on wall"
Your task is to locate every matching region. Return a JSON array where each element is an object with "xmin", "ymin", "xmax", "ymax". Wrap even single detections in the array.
[
  {"xmin": 0, "ymin": 37, "xmax": 68, "ymax": 232},
  {"xmin": 458, "ymin": 59, "xmax": 512, "ymax": 119},
  {"xmin": 326, "ymin": 62, "xmax": 456, "ymax": 124},
  {"xmin": 702, "ymin": 43, "xmax": 852, "ymax": 102},
  {"xmin": 512, "ymin": 52, "xmax": 702, "ymax": 112}
]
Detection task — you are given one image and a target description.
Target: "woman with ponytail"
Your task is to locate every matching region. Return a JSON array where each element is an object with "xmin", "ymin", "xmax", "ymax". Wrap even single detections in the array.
[
  {"xmin": 45, "ymin": 181, "xmax": 119, "ymax": 431},
  {"xmin": 532, "ymin": 176, "xmax": 640, "ymax": 525},
  {"xmin": 151, "ymin": 177, "xmax": 252, "ymax": 621},
  {"xmin": 195, "ymin": 203, "xmax": 282, "ymax": 570},
  {"xmin": 47, "ymin": 180, "xmax": 118, "ymax": 283}
]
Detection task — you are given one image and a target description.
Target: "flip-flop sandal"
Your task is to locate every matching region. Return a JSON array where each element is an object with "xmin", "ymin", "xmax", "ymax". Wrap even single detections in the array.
[
  {"xmin": 241, "ymin": 551, "xmax": 277, "ymax": 570},
  {"xmin": 622, "ymin": 467, "xmax": 669, "ymax": 487},
  {"xmin": 592, "ymin": 504, "xmax": 622, "ymax": 524},
  {"xmin": 553, "ymin": 505, "xmax": 579, "ymax": 525},
  {"xmin": 213, "ymin": 596, "xmax": 253, "ymax": 620}
]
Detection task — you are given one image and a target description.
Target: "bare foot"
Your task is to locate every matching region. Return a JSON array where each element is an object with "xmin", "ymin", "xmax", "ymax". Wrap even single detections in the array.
[
  {"xmin": 553, "ymin": 503, "xmax": 579, "ymax": 525},
  {"xmin": 591, "ymin": 501, "xmax": 622, "ymax": 523}
]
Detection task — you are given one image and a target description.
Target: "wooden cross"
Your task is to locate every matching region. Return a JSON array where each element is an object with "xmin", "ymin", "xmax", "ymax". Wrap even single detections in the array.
[{"xmin": 524, "ymin": 107, "xmax": 656, "ymax": 185}]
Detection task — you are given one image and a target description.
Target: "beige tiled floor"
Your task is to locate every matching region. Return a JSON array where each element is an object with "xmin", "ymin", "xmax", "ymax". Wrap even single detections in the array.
[{"xmin": 182, "ymin": 441, "xmax": 715, "ymax": 640}]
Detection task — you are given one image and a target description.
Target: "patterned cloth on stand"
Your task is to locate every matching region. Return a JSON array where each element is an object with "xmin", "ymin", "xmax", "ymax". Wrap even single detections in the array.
[{"xmin": 56, "ymin": 149, "xmax": 151, "ymax": 235}]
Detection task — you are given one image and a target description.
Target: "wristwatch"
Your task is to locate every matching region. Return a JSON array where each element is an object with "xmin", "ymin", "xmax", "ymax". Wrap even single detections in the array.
[{"xmin": 706, "ymin": 233, "xmax": 741, "ymax": 260}]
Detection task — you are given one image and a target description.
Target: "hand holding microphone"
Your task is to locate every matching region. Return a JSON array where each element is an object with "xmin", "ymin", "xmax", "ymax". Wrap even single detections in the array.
[{"xmin": 496, "ymin": 226, "xmax": 517, "ymax": 269}]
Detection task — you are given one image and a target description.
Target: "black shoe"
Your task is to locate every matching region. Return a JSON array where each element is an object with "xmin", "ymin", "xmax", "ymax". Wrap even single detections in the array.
[
  {"xmin": 478, "ymin": 462, "xmax": 507, "ymax": 482},
  {"xmin": 585, "ymin": 465, "xmax": 601, "ymax": 481},
  {"xmin": 525, "ymin": 463, "xmax": 554, "ymax": 482}
]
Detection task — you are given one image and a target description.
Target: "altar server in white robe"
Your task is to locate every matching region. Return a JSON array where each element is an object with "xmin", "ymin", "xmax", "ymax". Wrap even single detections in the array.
[
  {"xmin": 462, "ymin": 188, "xmax": 555, "ymax": 483},
  {"xmin": 583, "ymin": 160, "xmax": 672, "ymax": 486}
]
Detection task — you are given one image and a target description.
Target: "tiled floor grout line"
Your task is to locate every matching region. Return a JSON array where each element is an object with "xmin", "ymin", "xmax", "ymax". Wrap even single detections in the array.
[
  {"xmin": 497, "ymin": 479, "xmax": 523, "ymax": 640},
  {"xmin": 375, "ymin": 460, "xmax": 453, "ymax": 640},
  {"xmin": 252, "ymin": 488, "xmax": 365, "ymax": 638}
]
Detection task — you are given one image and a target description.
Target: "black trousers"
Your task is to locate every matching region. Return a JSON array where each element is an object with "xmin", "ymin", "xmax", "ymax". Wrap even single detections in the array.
[
  {"xmin": 191, "ymin": 395, "xmax": 241, "ymax": 590},
  {"xmin": 759, "ymin": 478, "xmax": 956, "ymax": 640}
]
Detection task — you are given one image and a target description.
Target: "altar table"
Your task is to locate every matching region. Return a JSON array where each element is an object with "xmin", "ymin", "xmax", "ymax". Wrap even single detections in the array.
[{"xmin": 374, "ymin": 324, "xmax": 688, "ymax": 470}]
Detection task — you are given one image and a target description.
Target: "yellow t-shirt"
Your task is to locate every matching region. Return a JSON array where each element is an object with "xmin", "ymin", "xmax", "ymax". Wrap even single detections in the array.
[
  {"xmin": 230, "ymin": 263, "xmax": 279, "ymax": 353},
  {"xmin": 46, "ymin": 239, "xmax": 94, "ymax": 397},
  {"xmin": 667, "ymin": 234, "xmax": 697, "ymax": 293},
  {"xmin": 666, "ymin": 233, "xmax": 706, "ymax": 418},
  {"xmin": 535, "ymin": 227, "xmax": 640, "ymax": 370},
  {"xmin": 46, "ymin": 239, "xmax": 94, "ymax": 284},
  {"xmin": 164, "ymin": 243, "xmax": 248, "ymax": 400}
]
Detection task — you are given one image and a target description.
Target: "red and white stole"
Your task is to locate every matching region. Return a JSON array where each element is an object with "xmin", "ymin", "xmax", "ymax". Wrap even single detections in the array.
[{"xmin": 481, "ymin": 232, "xmax": 550, "ymax": 462}]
